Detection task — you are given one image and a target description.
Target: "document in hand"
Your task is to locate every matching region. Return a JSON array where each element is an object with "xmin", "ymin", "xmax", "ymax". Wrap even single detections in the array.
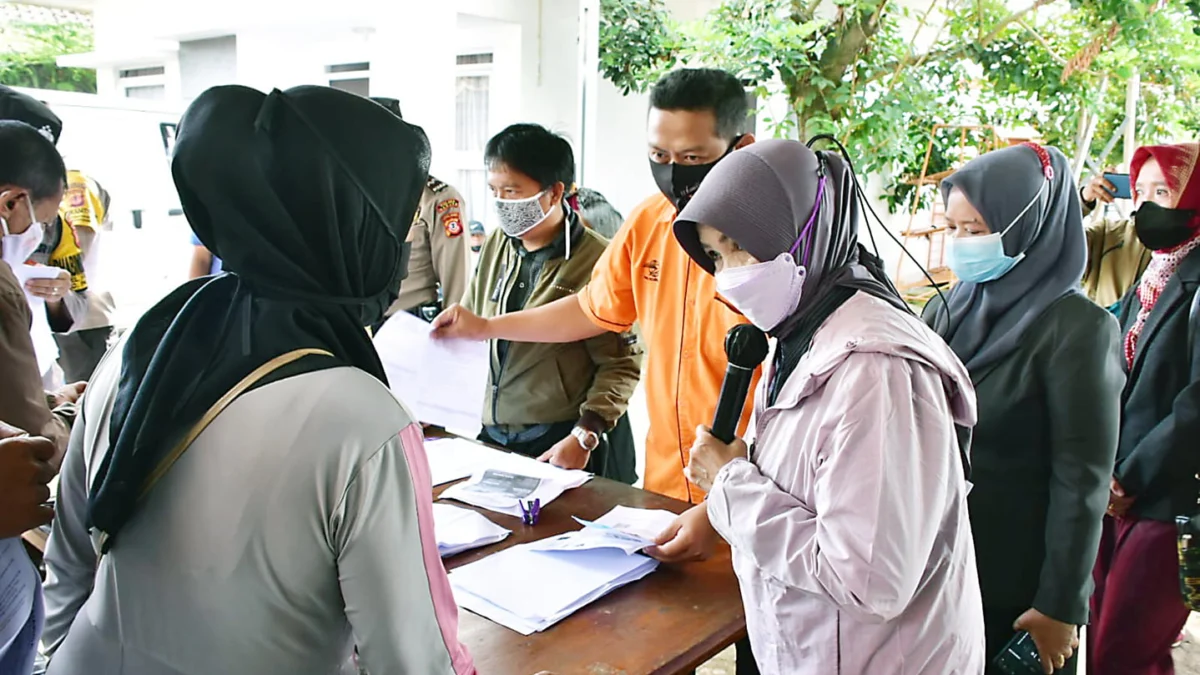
[
  {"xmin": 439, "ymin": 452, "xmax": 591, "ymax": 518},
  {"xmin": 372, "ymin": 311, "xmax": 488, "ymax": 436},
  {"xmin": 525, "ymin": 506, "xmax": 680, "ymax": 555},
  {"xmin": 433, "ymin": 503, "xmax": 511, "ymax": 558},
  {"xmin": 12, "ymin": 264, "xmax": 62, "ymax": 376},
  {"xmin": 450, "ymin": 541, "xmax": 659, "ymax": 635}
]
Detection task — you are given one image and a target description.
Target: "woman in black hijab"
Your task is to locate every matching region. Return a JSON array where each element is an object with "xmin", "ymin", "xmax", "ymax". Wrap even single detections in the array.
[
  {"xmin": 42, "ymin": 85, "xmax": 475, "ymax": 675},
  {"xmin": 925, "ymin": 143, "xmax": 1123, "ymax": 674}
]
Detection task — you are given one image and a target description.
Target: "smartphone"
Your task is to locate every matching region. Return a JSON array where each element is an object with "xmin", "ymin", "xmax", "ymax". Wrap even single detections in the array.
[
  {"xmin": 992, "ymin": 631, "xmax": 1045, "ymax": 675},
  {"xmin": 1103, "ymin": 172, "xmax": 1132, "ymax": 200}
]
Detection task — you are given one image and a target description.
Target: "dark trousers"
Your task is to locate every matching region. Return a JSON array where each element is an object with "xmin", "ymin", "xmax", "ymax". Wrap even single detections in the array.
[
  {"xmin": 479, "ymin": 414, "xmax": 637, "ymax": 485},
  {"xmin": 984, "ymin": 606, "xmax": 1077, "ymax": 675},
  {"xmin": 53, "ymin": 326, "xmax": 113, "ymax": 382},
  {"xmin": 1088, "ymin": 516, "xmax": 1190, "ymax": 675}
]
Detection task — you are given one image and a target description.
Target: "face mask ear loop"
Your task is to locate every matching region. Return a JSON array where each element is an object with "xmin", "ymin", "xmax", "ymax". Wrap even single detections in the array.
[{"xmin": 789, "ymin": 165, "xmax": 828, "ymax": 268}]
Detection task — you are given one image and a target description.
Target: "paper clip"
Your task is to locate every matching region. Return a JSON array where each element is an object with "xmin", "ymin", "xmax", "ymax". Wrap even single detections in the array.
[{"xmin": 519, "ymin": 498, "xmax": 541, "ymax": 526}]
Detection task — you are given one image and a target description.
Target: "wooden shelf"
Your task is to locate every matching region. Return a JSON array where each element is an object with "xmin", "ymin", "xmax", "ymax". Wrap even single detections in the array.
[{"xmin": 900, "ymin": 224, "xmax": 947, "ymax": 238}]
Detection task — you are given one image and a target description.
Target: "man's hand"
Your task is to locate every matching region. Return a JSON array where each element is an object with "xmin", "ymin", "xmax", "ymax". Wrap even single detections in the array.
[
  {"xmin": 1082, "ymin": 172, "xmax": 1118, "ymax": 206},
  {"xmin": 0, "ymin": 421, "xmax": 56, "ymax": 539},
  {"xmin": 50, "ymin": 381, "xmax": 87, "ymax": 408},
  {"xmin": 1014, "ymin": 608, "xmax": 1079, "ymax": 674},
  {"xmin": 538, "ymin": 434, "xmax": 591, "ymax": 470},
  {"xmin": 24, "ymin": 269, "xmax": 71, "ymax": 304},
  {"xmin": 1108, "ymin": 478, "xmax": 1135, "ymax": 518},
  {"xmin": 645, "ymin": 504, "xmax": 720, "ymax": 563},
  {"xmin": 686, "ymin": 425, "xmax": 747, "ymax": 492},
  {"xmin": 430, "ymin": 304, "xmax": 491, "ymax": 341}
]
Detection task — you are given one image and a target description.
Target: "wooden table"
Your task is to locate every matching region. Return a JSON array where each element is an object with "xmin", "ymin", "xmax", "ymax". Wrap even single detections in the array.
[
  {"xmin": 437, "ymin": 474, "xmax": 746, "ymax": 675},
  {"xmin": 24, "ymin": 439, "xmax": 747, "ymax": 675}
]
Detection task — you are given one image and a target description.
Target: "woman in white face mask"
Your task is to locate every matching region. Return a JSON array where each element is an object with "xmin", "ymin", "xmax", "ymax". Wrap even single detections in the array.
[{"xmin": 670, "ymin": 139, "xmax": 985, "ymax": 675}]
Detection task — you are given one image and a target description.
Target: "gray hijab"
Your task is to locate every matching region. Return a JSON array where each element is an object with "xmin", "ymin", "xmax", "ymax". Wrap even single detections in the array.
[
  {"xmin": 673, "ymin": 139, "xmax": 907, "ymax": 339},
  {"xmin": 928, "ymin": 143, "xmax": 1085, "ymax": 378}
]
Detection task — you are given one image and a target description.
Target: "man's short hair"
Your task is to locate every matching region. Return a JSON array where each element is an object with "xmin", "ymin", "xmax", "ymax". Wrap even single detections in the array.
[
  {"xmin": 576, "ymin": 188, "xmax": 624, "ymax": 239},
  {"xmin": 0, "ymin": 120, "xmax": 67, "ymax": 202},
  {"xmin": 484, "ymin": 123, "xmax": 575, "ymax": 191},
  {"xmin": 649, "ymin": 68, "xmax": 749, "ymax": 141}
]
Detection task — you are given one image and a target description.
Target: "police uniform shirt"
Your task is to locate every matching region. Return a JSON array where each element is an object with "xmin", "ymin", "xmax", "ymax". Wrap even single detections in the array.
[{"xmin": 387, "ymin": 176, "xmax": 471, "ymax": 316}]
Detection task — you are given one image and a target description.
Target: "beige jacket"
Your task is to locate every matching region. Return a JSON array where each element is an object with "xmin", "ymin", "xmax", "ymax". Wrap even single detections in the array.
[
  {"xmin": 1081, "ymin": 199, "xmax": 1150, "ymax": 308},
  {"xmin": 388, "ymin": 177, "xmax": 471, "ymax": 315}
]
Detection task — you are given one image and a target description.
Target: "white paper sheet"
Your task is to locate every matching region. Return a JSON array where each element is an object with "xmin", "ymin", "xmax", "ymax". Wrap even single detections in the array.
[
  {"xmin": 581, "ymin": 505, "xmax": 680, "ymax": 543},
  {"xmin": 424, "ymin": 438, "xmax": 499, "ymax": 486},
  {"xmin": 11, "ymin": 265, "xmax": 62, "ymax": 376},
  {"xmin": 432, "ymin": 503, "xmax": 511, "ymax": 558},
  {"xmin": 440, "ymin": 462, "xmax": 591, "ymax": 518},
  {"xmin": 449, "ymin": 542, "xmax": 658, "ymax": 634},
  {"xmin": 373, "ymin": 311, "xmax": 489, "ymax": 436},
  {"xmin": 0, "ymin": 538, "xmax": 38, "ymax": 661}
]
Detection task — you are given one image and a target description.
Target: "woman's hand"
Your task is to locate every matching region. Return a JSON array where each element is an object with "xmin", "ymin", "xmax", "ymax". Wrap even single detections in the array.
[
  {"xmin": 1081, "ymin": 172, "xmax": 1117, "ymax": 206},
  {"xmin": 1108, "ymin": 478, "xmax": 1136, "ymax": 518},
  {"xmin": 1015, "ymin": 608, "xmax": 1079, "ymax": 674},
  {"xmin": 685, "ymin": 425, "xmax": 747, "ymax": 492},
  {"xmin": 645, "ymin": 504, "xmax": 720, "ymax": 563}
]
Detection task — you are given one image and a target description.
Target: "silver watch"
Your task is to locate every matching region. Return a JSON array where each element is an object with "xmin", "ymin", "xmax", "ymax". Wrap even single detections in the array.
[{"xmin": 571, "ymin": 426, "xmax": 600, "ymax": 452}]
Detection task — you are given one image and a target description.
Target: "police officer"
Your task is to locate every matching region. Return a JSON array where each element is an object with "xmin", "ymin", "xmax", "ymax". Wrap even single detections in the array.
[{"xmin": 371, "ymin": 97, "xmax": 471, "ymax": 327}]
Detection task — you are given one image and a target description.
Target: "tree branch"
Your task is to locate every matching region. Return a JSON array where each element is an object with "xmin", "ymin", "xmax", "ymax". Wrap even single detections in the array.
[
  {"xmin": 867, "ymin": 0, "xmax": 1055, "ymax": 83},
  {"xmin": 1016, "ymin": 17, "xmax": 1068, "ymax": 66}
]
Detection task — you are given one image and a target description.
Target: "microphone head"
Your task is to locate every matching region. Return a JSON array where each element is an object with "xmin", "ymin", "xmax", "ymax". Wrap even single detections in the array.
[{"xmin": 725, "ymin": 324, "xmax": 770, "ymax": 369}]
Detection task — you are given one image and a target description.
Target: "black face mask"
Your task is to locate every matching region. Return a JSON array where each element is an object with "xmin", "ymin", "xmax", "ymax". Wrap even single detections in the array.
[
  {"xmin": 1134, "ymin": 201, "xmax": 1196, "ymax": 251},
  {"xmin": 649, "ymin": 135, "xmax": 742, "ymax": 210},
  {"xmin": 470, "ymin": 244, "xmax": 482, "ymax": 253}
]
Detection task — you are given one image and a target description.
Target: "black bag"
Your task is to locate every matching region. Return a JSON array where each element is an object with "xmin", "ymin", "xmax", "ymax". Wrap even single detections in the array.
[{"xmin": 1175, "ymin": 285, "xmax": 1200, "ymax": 611}]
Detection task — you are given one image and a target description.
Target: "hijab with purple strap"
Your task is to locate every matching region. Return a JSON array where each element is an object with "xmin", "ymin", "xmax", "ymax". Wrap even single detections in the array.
[
  {"xmin": 673, "ymin": 138, "xmax": 907, "ymax": 340},
  {"xmin": 927, "ymin": 143, "xmax": 1086, "ymax": 378}
]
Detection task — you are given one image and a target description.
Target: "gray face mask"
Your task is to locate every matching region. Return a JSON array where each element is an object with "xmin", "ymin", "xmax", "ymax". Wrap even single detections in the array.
[{"xmin": 493, "ymin": 190, "xmax": 551, "ymax": 237}]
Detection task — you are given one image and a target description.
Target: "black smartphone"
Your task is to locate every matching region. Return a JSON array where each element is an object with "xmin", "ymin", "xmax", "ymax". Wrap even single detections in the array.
[
  {"xmin": 1103, "ymin": 172, "xmax": 1132, "ymax": 200},
  {"xmin": 992, "ymin": 631, "xmax": 1044, "ymax": 675}
]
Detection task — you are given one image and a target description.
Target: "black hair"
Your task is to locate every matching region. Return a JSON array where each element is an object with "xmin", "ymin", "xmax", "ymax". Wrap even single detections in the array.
[
  {"xmin": 649, "ymin": 68, "xmax": 749, "ymax": 141},
  {"xmin": 0, "ymin": 120, "xmax": 66, "ymax": 202},
  {"xmin": 484, "ymin": 123, "xmax": 575, "ymax": 191},
  {"xmin": 576, "ymin": 187, "xmax": 624, "ymax": 239}
]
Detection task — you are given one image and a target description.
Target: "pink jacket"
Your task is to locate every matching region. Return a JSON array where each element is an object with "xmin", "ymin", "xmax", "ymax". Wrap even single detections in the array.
[{"xmin": 707, "ymin": 292, "xmax": 986, "ymax": 674}]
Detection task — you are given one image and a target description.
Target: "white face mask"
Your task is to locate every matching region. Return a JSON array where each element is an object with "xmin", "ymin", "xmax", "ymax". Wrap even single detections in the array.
[
  {"xmin": 493, "ymin": 191, "xmax": 552, "ymax": 238},
  {"xmin": 1, "ymin": 195, "xmax": 48, "ymax": 268},
  {"xmin": 715, "ymin": 252, "xmax": 807, "ymax": 332}
]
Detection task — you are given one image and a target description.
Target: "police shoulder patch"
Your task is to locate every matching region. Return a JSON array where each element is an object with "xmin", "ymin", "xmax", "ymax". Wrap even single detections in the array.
[
  {"xmin": 436, "ymin": 198, "xmax": 460, "ymax": 214},
  {"xmin": 427, "ymin": 176, "xmax": 448, "ymax": 193},
  {"xmin": 443, "ymin": 211, "xmax": 463, "ymax": 238}
]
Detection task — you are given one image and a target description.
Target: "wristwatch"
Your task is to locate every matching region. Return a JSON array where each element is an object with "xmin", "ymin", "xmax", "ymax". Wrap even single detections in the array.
[{"xmin": 571, "ymin": 426, "xmax": 600, "ymax": 453}]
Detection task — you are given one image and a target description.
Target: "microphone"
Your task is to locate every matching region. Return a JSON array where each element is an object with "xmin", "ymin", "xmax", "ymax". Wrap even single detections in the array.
[{"xmin": 710, "ymin": 324, "xmax": 770, "ymax": 444}]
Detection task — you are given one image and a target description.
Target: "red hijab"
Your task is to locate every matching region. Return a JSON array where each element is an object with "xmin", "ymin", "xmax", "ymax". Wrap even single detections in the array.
[{"xmin": 1124, "ymin": 142, "xmax": 1200, "ymax": 366}]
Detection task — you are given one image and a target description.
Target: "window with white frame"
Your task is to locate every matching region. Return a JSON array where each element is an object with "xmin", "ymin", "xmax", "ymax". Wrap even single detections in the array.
[
  {"xmin": 327, "ymin": 62, "xmax": 370, "ymax": 97},
  {"xmin": 454, "ymin": 52, "xmax": 493, "ymax": 227},
  {"xmin": 118, "ymin": 65, "xmax": 166, "ymax": 101}
]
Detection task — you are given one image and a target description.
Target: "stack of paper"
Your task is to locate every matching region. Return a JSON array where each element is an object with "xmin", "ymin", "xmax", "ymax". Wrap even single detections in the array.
[
  {"xmin": 11, "ymin": 265, "xmax": 62, "ymax": 377},
  {"xmin": 440, "ymin": 459, "xmax": 591, "ymax": 518},
  {"xmin": 373, "ymin": 311, "xmax": 489, "ymax": 436},
  {"xmin": 450, "ymin": 541, "xmax": 659, "ymax": 635},
  {"xmin": 432, "ymin": 503, "xmax": 511, "ymax": 558}
]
